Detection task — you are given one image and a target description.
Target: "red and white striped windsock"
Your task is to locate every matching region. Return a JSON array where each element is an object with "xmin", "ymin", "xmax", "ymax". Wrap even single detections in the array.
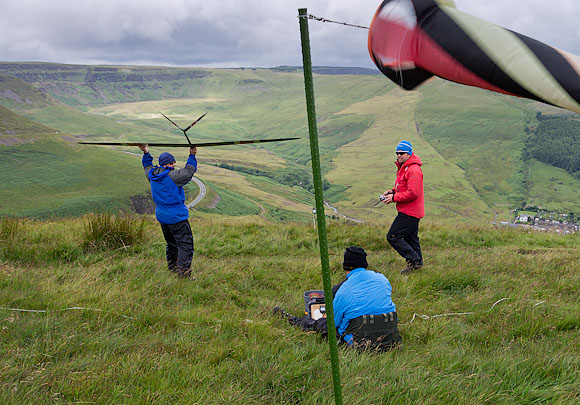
[{"xmin": 368, "ymin": 0, "xmax": 580, "ymax": 114}]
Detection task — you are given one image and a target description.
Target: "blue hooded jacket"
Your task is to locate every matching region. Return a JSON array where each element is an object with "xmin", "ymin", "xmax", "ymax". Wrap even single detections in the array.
[
  {"xmin": 333, "ymin": 268, "xmax": 397, "ymax": 343},
  {"xmin": 142, "ymin": 152, "xmax": 197, "ymax": 224}
]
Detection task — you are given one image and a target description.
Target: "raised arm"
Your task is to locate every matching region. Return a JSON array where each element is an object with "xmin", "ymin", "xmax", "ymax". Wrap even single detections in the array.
[
  {"xmin": 139, "ymin": 144, "xmax": 154, "ymax": 178},
  {"xmin": 169, "ymin": 146, "xmax": 198, "ymax": 187}
]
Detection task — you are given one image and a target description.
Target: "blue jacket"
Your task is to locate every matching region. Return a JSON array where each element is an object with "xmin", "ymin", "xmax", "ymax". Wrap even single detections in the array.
[
  {"xmin": 142, "ymin": 152, "xmax": 197, "ymax": 224},
  {"xmin": 333, "ymin": 268, "xmax": 397, "ymax": 342}
]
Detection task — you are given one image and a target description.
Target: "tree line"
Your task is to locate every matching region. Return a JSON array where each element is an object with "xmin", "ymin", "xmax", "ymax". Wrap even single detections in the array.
[{"xmin": 525, "ymin": 116, "xmax": 580, "ymax": 177}]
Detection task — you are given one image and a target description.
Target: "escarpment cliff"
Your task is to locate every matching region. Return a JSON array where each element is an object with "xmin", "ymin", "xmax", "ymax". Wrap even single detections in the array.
[{"xmin": 0, "ymin": 63, "xmax": 214, "ymax": 106}]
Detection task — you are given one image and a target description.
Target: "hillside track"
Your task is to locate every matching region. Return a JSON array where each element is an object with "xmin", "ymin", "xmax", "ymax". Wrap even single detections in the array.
[{"xmin": 188, "ymin": 177, "xmax": 206, "ymax": 208}]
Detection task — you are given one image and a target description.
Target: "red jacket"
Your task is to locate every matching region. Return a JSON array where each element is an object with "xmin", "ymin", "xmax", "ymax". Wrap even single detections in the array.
[{"xmin": 391, "ymin": 154, "xmax": 424, "ymax": 219}]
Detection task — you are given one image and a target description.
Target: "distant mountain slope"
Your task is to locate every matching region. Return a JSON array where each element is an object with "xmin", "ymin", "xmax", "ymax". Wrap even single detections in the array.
[
  {"xmin": 0, "ymin": 74, "xmax": 55, "ymax": 110},
  {"xmin": 0, "ymin": 73, "xmax": 163, "ymax": 139},
  {"xmin": 526, "ymin": 115, "xmax": 580, "ymax": 177},
  {"xmin": 273, "ymin": 66, "xmax": 379, "ymax": 75},
  {"xmin": 0, "ymin": 62, "xmax": 214, "ymax": 106},
  {"xmin": 0, "ymin": 63, "xmax": 379, "ymax": 107}
]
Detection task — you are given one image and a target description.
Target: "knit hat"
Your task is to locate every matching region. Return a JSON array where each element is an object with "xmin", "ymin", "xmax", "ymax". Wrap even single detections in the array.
[
  {"xmin": 158, "ymin": 152, "xmax": 176, "ymax": 166},
  {"xmin": 396, "ymin": 140, "xmax": 413, "ymax": 155},
  {"xmin": 343, "ymin": 246, "xmax": 368, "ymax": 271}
]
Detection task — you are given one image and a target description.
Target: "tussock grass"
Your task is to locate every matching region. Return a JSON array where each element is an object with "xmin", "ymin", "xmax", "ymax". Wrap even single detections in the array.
[
  {"xmin": 0, "ymin": 216, "xmax": 22, "ymax": 248},
  {"xmin": 0, "ymin": 218, "xmax": 578, "ymax": 403},
  {"xmin": 81, "ymin": 212, "xmax": 147, "ymax": 252}
]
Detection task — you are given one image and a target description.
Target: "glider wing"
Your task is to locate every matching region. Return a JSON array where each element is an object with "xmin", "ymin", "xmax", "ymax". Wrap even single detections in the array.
[{"xmin": 77, "ymin": 137, "xmax": 300, "ymax": 147}]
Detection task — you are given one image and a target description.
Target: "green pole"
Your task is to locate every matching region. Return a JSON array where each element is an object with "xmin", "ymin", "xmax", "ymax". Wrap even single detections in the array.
[{"xmin": 298, "ymin": 8, "xmax": 343, "ymax": 405}]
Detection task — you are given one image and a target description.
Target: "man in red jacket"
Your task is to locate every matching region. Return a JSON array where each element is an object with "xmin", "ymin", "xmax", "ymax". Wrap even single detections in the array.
[{"xmin": 382, "ymin": 140, "xmax": 424, "ymax": 274}]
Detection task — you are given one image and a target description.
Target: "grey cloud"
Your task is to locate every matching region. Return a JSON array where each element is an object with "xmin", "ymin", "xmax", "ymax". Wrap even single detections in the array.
[{"xmin": 0, "ymin": 0, "xmax": 578, "ymax": 67}]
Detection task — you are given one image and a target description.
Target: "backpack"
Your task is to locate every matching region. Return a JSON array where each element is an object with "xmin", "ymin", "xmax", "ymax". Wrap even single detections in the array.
[{"xmin": 344, "ymin": 311, "xmax": 402, "ymax": 351}]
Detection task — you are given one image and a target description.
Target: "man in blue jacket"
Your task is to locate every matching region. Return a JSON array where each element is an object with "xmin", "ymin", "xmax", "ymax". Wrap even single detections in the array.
[
  {"xmin": 138, "ymin": 144, "xmax": 197, "ymax": 278},
  {"xmin": 274, "ymin": 247, "xmax": 402, "ymax": 350}
]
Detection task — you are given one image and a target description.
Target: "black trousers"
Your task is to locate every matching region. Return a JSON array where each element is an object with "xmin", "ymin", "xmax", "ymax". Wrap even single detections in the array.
[
  {"xmin": 387, "ymin": 212, "xmax": 422, "ymax": 264},
  {"xmin": 291, "ymin": 316, "xmax": 330, "ymax": 335},
  {"xmin": 160, "ymin": 220, "xmax": 194, "ymax": 270}
]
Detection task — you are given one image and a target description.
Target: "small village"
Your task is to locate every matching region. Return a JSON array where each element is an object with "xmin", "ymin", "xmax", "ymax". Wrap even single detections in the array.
[{"xmin": 502, "ymin": 209, "xmax": 579, "ymax": 234}]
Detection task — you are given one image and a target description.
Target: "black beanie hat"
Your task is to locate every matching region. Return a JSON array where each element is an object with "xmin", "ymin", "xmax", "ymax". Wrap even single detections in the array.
[{"xmin": 343, "ymin": 246, "xmax": 368, "ymax": 271}]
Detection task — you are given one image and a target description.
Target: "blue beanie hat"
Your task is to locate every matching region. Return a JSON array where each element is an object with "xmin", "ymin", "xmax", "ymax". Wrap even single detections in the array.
[
  {"xmin": 158, "ymin": 152, "xmax": 175, "ymax": 166},
  {"xmin": 396, "ymin": 140, "xmax": 413, "ymax": 155}
]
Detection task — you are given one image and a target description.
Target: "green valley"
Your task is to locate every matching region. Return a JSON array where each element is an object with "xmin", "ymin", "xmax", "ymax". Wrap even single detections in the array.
[{"xmin": 1, "ymin": 62, "xmax": 579, "ymax": 224}]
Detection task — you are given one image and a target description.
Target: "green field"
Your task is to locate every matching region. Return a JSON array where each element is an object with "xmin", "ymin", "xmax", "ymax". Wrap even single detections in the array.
[
  {"xmin": 1, "ymin": 216, "xmax": 578, "ymax": 403},
  {"xmin": 526, "ymin": 160, "xmax": 580, "ymax": 213}
]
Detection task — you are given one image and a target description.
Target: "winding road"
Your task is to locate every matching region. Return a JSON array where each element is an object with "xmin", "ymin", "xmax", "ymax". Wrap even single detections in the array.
[
  {"xmin": 187, "ymin": 176, "xmax": 206, "ymax": 208},
  {"xmin": 324, "ymin": 201, "xmax": 364, "ymax": 223}
]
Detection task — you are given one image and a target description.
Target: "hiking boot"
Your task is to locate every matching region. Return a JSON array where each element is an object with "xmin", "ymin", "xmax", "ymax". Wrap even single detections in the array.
[
  {"xmin": 168, "ymin": 265, "xmax": 178, "ymax": 273},
  {"xmin": 401, "ymin": 260, "xmax": 423, "ymax": 275},
  {"xmin": 177, "ymin": 268, "xmax": 194, "ymax": 279},
  {"xmin": 273, "ymin": 307, "xmax": 292, "ymax": 320},
  {"xmin": 400, "ymin": 260, "xmax": 415, "ymax": 274},
  {"xmin": 273, "ymin": 307, "xmax": 300, "ymax": 325}
]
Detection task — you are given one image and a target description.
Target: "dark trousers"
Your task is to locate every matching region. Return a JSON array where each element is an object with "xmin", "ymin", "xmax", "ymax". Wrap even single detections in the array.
[
  {"xmin": 290, "ymin": 316, "xmax": 333, "ymax": 336},
  {"xmin": 160, "ymin": 220, "xmax": 194, "ymax": 271},
  {"xmin": 387, "ymin": 213, "xmax": 422, "ymax": 264}
]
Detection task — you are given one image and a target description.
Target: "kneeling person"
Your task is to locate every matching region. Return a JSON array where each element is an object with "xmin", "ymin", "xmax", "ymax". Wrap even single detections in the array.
[{"xmin": 275, "ymin": 246, "xmax": 402, "ymax": 351}]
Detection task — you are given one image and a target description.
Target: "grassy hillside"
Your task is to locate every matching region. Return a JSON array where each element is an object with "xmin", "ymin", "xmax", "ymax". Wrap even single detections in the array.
[
  {"xmin": 416, "ymin": 82, "xmax": 580, "ymax": 220},
  {"xmin": 415, "ymin": 81, "xmax": 532, "ymax": 220},
  {"xmin": 1, "ymin": 216, "xmax": 578, "ymax": 403},
  {"xmin": 1, "ymin": 62, "xmax": 580, "ymax": 223},
  {"xmin": 0, "ymin": 105, "xmax": 152, "ymax": 217},
  {"xmin": 526, "ymin": 160, "xmax": 580, "ymax": 213},
  {"xmin": 0, "ymin": 105, "xmax": 54, "ymax": 138},
  {"xmin": 0, "ymin": 137, "xmax": 153, "ymax": 217},
  {"xmin": 324, "ymin": 87, "xmax": 493, "ymax": 223}
]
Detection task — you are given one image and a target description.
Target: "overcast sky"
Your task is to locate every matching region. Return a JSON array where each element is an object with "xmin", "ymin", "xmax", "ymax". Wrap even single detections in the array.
[{"xmin": 1, "ymin": 0, "xmax": 579, "ymax": 68}]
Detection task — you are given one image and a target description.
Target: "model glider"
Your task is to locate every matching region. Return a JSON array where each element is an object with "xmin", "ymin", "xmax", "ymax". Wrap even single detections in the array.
[
  {"xmin": 77, "ymin": 138, "xmax": 300, "ymax": 147},
  {"xmin": 368, "ymin": 0, "xmax": 580, "ymax": 114},
  {"xmin": 77, "ymin": 112, "xmax": 300, "ymax": 147}
]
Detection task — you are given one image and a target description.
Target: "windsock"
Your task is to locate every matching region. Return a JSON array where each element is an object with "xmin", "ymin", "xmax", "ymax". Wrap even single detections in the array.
[{"xmin": 368, "ymin": 0, "xmax": 580, "ymax": 114}]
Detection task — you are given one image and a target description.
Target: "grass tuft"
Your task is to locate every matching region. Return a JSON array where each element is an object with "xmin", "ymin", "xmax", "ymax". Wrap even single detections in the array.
[
  {"xmin": 81, "ymin": 212, "xmax": 146, "ymax": 252},
  {"xmin": 0, "ymin": 216, "xmax": 23, "ymax": 248}
]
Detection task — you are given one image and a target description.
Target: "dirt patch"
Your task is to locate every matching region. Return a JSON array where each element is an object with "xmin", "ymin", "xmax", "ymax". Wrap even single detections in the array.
[
  {"xmin": 130, "ymin": 194, "xmax": 155, "ymax": 214},
  {"xmin": 517, "ymin": 248, "xmax": 542, "ymax": 255},
  {"xmin": 0, "ymin": 137, "xmax": 36, "ymax": 146},
  {"xmin": 0, "ymin": 89, "xmax": 31, "ymax": 104},
  {"xmin": 206, "ymin": 195, "xmax": 221, "ymax": 209},
  {"xmin": 62, "ymin": 134, "xmax": 101, "ymax": 141}
]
